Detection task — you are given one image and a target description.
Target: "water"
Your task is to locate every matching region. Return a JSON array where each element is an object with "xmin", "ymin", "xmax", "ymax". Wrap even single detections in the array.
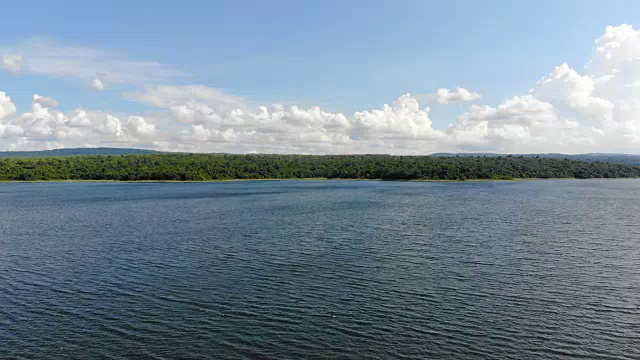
[{"xmin": 1, "ymin": 180, "xmax": 640, "ymax": 359}]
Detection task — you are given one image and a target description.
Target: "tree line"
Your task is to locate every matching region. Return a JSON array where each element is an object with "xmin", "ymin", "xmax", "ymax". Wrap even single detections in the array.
[{"xmin": 0, "ymin": 154, "xmax": 639, "ymax": 181}]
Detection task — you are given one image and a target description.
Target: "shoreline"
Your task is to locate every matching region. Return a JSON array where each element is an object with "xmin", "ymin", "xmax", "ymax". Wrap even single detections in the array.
[
  {"xmin": 1, "ymin": 177, "xmax": 639, "ymax": 184},
  {"xmin": 3, "ymin": 154, "xmax": 638, "ymax": 184}
]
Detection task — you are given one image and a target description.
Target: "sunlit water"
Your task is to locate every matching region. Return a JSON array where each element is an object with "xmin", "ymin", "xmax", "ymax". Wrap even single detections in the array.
[{"xmin": 1, "ymin": 180, "xmax": 640, "ymax": 359}]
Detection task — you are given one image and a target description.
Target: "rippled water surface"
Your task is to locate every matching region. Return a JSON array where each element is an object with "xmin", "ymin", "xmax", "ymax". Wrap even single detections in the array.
[{"xmin": 2, "ymin": 180, "xmax": 640, "ymax": 359}]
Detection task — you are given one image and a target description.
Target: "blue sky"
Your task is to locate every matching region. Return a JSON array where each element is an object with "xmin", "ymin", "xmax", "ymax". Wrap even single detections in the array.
[
  {"xmin": 0, "ymin": 0, "xmax": 633, "ymax": 113},
  {"xmin": 1, "ymin": 1, "xmax": 640, "ymax": 153}
]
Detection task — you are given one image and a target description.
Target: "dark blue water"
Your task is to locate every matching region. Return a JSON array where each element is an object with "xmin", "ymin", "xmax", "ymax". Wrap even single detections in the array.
[{"xmin": 1, "ymin": 180, "xmax": 640, "ymax": 359}]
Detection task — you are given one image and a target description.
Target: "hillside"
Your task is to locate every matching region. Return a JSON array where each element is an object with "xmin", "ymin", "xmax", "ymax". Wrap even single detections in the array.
[{"xmin": 0, "ymin": 148, "xmax": 161, "ymax": 158}]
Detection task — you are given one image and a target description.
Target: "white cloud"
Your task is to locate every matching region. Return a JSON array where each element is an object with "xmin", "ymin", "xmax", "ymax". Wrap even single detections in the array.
[
  {"xmin": 532, "ymin": 63, "xmax": 615, "ymax": 129},
  {"xmin": 0, "ymin": 92, "xmax": 17, "ymax": 121},
  {"xmin": 0, "ymin": 92, "xmax": 22, "ymax": 138},
  {"xmin": 447, "ymin": 96, "xmax": 594, "ymax": 153},
  {"xmin": 424, "ymin": 87, "xmax": 481, "ymax": 104},
  {"xmin": 91, "ymin": 78, "xmax": 105, "ymax": 91},
  {"xmin": 2, "ymin": 54, "xmax": 23, "ymax": 73},
  {"xmin": 0, "ymin": 37, "xmax": 184, "ymax": 85},
  {"xmin": 1, "ymin": 94, "xmax": 157, "ymax": 147},
  {"xmin": 33, "ymin": 95, "xmax": 59, "ymax": 109},
  {"xmin": 126, "ymin": 116, "xmax": 157, "ymax": 138},
  {"xmin": 442, "ymin": 24, "xmax": 640, "ymax": 153},
  {"xmin": 128, "ymin": 85, "xmax": 247, "ymax": 113},
  {"xmin": 353, "ymin": 94, "xmax": 442, "ymax": 140},
  {"xmin": 588, "ymin": 24, "xmax": 640, "ymax": 78},
  {"xmin": 3, "ymin": 25, "xmax": 640, "ymax": 154}
]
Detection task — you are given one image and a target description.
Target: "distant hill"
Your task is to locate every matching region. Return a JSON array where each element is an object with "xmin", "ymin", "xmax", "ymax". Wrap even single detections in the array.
[
  {"xmin": 0, "ymin": 147, "xmax": 162, "ymax": 158},
  {"xmin": 431, "ymin": 153, "xmax": 640, "ymax": 166}
]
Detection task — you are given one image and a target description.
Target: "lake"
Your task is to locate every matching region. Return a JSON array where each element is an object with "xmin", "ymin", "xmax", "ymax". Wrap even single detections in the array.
[{"xmin": 1, "ymin": 180, "xmax": 639, "ymax": 359}]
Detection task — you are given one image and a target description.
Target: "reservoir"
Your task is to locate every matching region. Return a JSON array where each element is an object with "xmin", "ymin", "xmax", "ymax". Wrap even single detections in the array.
[{"xmin": 1, "ymin": 180, "xmax": 639, "ymax": 359}]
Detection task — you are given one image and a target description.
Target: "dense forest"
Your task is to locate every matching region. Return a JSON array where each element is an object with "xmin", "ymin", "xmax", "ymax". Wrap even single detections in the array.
[
  {"xmin": 4, "ymin": 147, "xmax": 640, "ymax": 166},
  {"xmin": 432, "ymin": 152, "xmax": 640, "ymax": 166},
  {"xmin": 1, "ymin": 154, "xmax": 639, "ymax": 181}
]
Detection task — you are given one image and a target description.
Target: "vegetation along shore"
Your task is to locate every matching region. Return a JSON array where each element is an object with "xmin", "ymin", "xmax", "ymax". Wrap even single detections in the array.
[{"xmin": 1, "ymin": 154, "xmax": 640, "ymax": 182}]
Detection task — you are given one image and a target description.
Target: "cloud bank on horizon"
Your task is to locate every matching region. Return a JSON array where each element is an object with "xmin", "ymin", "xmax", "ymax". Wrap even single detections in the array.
[{"xmin": 1, "ymin": 25, "xmax": 640, "ymax": 154}]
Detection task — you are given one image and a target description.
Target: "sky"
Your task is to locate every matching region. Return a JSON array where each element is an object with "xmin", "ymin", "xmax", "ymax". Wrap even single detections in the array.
[{"xmin": 1, "ymin": 0, "xmax": 640, "ymax": 154}]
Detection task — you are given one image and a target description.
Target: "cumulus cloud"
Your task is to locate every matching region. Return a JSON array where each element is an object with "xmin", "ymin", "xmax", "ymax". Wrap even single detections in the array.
[
  {"xmin": 442, "ymin": 23, "xmax": 640, "ymax": 153},
  {"xmin": 2, "ymin": 24, "xmax": 640, "ymax": 154},
  {"xmin": 91, "ymin": 78, "xmax": 105, "ymax": 91},
  {"xmin": 588, "ymin": 24, "xmax": 640, "ymax": 78},
  {"xmin": 2, "ymin": 54, "xmax": 23, "ymax": 73},
  {"xmin": 0, "ymin": 92, "xmax": 17, "ymax": 121},
  {"xmin": 532, "ymin": 64, "xmax": 615, "ymax": 129},
  {"xmin": 424, "ymin": 87, "xmax": 481, "ymax": 104},
  {"xmin": 147, "ymin": 87, "xmax": 435, "ymax": 153},
  {"xmin": 0, "ymin": 92, "xmax": 22, "ymax": 138},
  {"xmin": 352, "ymin": 94, "xmax": 442, "ymax": 140},
  {"xmin": 447, "ymin": 96, "xmax": 595, "ymax": 152},
  {"xmin": 126, "ymin": 116, "xmax": 157, "ymax": 138},
  {"xmin": 0, "ymin": 37, "xmax": 184, "ymax": 85},
  {"xmin": 0, "ymin": 94, "xmax": 157, "ymax": 148},
  {"xmin": 0, "ymin": 87, "xmax": 444, "ymax": 153}
]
